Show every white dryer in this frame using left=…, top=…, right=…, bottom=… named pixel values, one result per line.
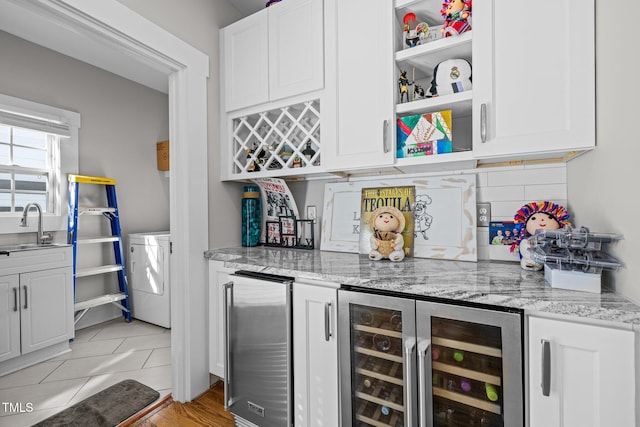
left=128, top=232, right=171, bottom=328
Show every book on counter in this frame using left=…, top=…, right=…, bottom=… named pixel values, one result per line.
left=359, top=185, right=415, bottom=258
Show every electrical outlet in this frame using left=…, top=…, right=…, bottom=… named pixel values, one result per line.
left=307, top=205, right=317, bottom=224
left=477, top=203, right=491, bottom=227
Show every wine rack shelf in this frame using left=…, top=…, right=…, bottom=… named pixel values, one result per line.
left=433, top=361, right=501, bottom=385
left=355, top=346, right=403, bottom=364
left=231, top=99, right=321, bottom=175
left=433, top=387, right=501, bottom=415
left=432, top=336, right=502, bottom=358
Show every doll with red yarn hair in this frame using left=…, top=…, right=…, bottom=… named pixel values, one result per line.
left=510, top=201, right=571, bottom=271
left=441, top=0, right=472, bottom=37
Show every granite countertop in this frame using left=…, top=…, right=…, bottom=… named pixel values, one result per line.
left=204, top=246, right=640, bottom=326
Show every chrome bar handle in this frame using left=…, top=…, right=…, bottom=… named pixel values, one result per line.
left=13, top=287, right=18, bottom=312
left=541, top=339, right=551, bottom=396
left=404, top=337, right=417, bottom=427
left=383, top=120, right=390, bottom=153
left=417, top=339, right=432, bottom=427
left=480, top=103, right=487, bottom=143
left=223, top=281, right=234, bottom=409
left=23, top=286, right=28, bottom=309
left=324, top=302, right=332, bottom=341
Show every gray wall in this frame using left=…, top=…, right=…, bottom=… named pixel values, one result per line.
left=0, top=29, right=170, bottom=327
left=116, top=0, right=246, bottom=250
left=566, top=1, right=640, bottom=305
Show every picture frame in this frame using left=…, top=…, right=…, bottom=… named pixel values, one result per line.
left=321, top=175, right=477, bottom=261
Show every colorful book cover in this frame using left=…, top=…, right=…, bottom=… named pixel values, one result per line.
left=359, top=186, right=415, bottom=258
left=397, top=110, right=453, bottom=158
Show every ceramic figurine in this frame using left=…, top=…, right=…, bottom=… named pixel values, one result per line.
left=368, top=206, right=406, bottom=262
left=398, top=70, right=412, bottom=103
left=510, top=201, right=571, bottom=271
left=441, top=0, right=472, bottom=37
left=403, top=13, right=429, bottom=48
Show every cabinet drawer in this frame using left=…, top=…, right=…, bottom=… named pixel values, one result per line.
left=0, top=246, right=72, bottom=275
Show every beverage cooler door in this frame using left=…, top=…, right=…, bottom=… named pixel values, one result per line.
left=416, top=301, right=524, bottom=427
left=339, top=290, right=417, bottom=427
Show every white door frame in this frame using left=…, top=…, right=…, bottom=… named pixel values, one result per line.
left=0, top=0, right=210, bottom=401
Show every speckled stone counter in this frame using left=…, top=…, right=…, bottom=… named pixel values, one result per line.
left=204, top=246, right=640, bottom=326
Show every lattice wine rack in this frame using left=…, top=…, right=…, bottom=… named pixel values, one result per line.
left=231, top=99, right=321, bottom=176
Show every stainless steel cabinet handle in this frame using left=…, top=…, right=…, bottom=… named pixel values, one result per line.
left=13, top=287, right=18, bottom=312
left=223, top=281, right=234, bottom=409
left=417, top=339, right=432, bottom=427
left=480, top=103, right=487, bottom=143
left=324, top=302, right=332, bottom=341
left=541, top=339, right=551, bottom=396
left=383, top=120, right=390, bottom=153
left=23, top=286, right=28, bottom=309
left=404, top=337, right=417, bottom=427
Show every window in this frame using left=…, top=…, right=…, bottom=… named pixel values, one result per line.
left=0, top=94, right=80, bottom=234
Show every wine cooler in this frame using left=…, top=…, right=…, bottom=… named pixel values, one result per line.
left=338, top=289, right=524, bottom=427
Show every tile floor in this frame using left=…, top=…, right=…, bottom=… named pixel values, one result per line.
left=0, top=319, right=171, bottom=427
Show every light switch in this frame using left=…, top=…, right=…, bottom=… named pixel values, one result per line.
left=307, top=205, right=317, bottom=224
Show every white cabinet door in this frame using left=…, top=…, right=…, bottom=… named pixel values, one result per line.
left=528, top=316, right=635, bottom=427
left=208, top=261, right=233, bottom=378
left=268, top=0, right=324, bottom=102
left=293, top=282, right=339, bottom=427
left=223, top=10, right=269, bottom=112
left=20, top=267, right=74, bottom=355
left=0, top=275, right=20, bottom=363
left=472, top=0, right=595, bottom=161
left=323, top=0, right=395, bottom=172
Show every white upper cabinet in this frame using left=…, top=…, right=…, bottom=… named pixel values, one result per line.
left=222, top=10, right=269, bottom=112
left=322, top=0, right=396, bottom=172
left=269, top=0, right=324, bottom=101
left=222, top=0, right=324, bottom=113
left=472, top=0, right=595, bottom=161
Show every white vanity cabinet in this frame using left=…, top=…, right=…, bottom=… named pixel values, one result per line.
left=293, top=280, right=339, bottom=427
left=528, top=315, right=636, bottom=427
left=0, top=274, right=20, bottom=362
left=221, top=0, right=324, bottom=112
left=0, top=246, right=74, bottom=373
left=472, top=0, right=595, bottom=162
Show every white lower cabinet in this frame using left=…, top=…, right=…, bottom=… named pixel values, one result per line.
left=208, top=260, right=233, bottom=378
left=0, top=267, right=74, bottom=364
left=528, top=315, right=636, bottom=427
left=0, top=274, right=20, bottom=362
left=293, top=281, right=339, bottom=427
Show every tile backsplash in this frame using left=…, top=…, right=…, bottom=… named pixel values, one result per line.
left=475, top=163, right=567, bottom=261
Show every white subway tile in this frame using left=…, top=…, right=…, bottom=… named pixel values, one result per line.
left=524, top=184, right=568, bottom=201
left=477, top=185, right=525, bottom=202
left=487, top=167, right=566, bottom=186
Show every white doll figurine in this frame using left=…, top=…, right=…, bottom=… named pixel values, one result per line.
left=510, top=201, right=570, bottom=270
left=368, top=206, right=406, bottom=262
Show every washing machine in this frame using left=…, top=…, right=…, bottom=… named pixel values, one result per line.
left=128, top=232, right=171, bottom=328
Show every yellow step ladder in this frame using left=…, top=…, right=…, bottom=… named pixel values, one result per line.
left=67, top=174, right=131, bottom=324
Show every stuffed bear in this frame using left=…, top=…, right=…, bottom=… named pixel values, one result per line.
left=368, top=206, right=406, bottom=262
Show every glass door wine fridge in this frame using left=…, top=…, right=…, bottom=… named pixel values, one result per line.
left=338, top=289, right=524, bottom=427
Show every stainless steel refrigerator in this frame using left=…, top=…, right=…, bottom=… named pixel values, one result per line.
left=223, top=271, right=294, bottom=427
left=339, top=289, right=524, bottom=427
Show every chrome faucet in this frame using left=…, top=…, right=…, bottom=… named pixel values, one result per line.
left=20, top=202, right=53, bottom=245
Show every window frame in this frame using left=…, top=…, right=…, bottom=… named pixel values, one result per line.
left=0, top=94, right=80, bottom=235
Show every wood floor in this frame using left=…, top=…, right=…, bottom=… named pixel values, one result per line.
left=122, top=381, right=235, bottom=427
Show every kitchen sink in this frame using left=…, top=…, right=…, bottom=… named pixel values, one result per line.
left=0, top=242, right=70, bottom=253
